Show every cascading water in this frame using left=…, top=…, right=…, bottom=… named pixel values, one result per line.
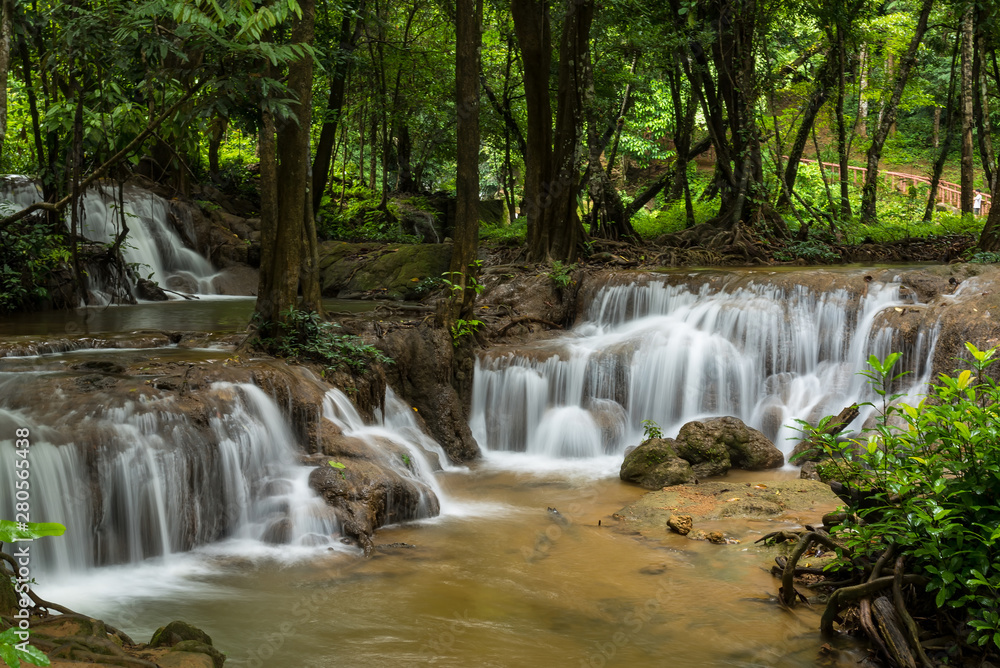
left=0, top=176, right=218, bottom=303
left=470, top=272, right=939, bottom=462
left=0, top=369, right=450, bottom=575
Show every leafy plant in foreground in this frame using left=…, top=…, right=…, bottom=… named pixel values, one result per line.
left=795, top=346, right=1000, bottom=651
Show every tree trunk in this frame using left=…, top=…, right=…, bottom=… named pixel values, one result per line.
left=254, top=0, right=320, bottom=324
left=835, top=28, right=851, bottom=220
left=960, top=2, right=974, bottom=214
left=312, top=2, right=364, bottom=215
left=0, top=0, right=12, bottom=163
left=538, top=0, right=593, bottom=261
left=396, top=123, right=416, bottom=192
left=510, top=0, right=553, bottom=256
left=448, top=0, right=482, bottom=319
left=973, top=27, right=995, bottom=192
left=779, top=55, right=835, bottom=208
left=858, top=0, right=934, bottom=225
left=932, top=106, right=940, bottom=148
left=924, top=31, right=960, bottom=223
left=857, top=45, right=868, bottom=137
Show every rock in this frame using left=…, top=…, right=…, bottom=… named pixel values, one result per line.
left=799, top=461, right=821, bottom=480
left=149, top=620, right=214, bottom=648
left=158, top=652, right=216, bottom=668
left=135, top=277, right=169, bottom=301
left=72, top=360, right=126, bottom=374
left=718, top=497, right=784, bottom=517
left=169, top=640, right=226, bottom=668
left=619, top=438, right=696, bottom=490
left=678, top=416, right=783, bottom=473
left=666, top=514, right=693, bottom=536
left=674, top=421, right=732, bottom=477
left=260, top=517, right=292, bottom=545
left=318, top=241, right=453, bottom=300
left=706, top=531, right=726, bottom=544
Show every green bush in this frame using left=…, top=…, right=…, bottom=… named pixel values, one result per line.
left=796, top=346, right=1000, bottom=651
left=631, top=197, right=719, bottom=239
left=256, top=308, right=393, bottom=374
left=480, top=219, right=526, bottom=245
left=0, top=210, right=70, bottom=313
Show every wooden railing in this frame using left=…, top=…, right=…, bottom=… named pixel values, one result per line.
left=794, top=158, right=992, bottom=217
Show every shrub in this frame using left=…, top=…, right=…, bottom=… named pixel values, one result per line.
left=796, top=346, right=1000, bottom=651
left=256, top=308, right=393, bottom=374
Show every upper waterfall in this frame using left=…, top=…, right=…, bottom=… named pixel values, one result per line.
left=470, top=271, right=939, bottom=462
left=0, top=176, right=219, bottom=303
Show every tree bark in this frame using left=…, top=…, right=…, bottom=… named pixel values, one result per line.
left=254, top=0, right=321, bottom=324
left=858, top=0, right=934, bottom=225
left=0, top=0, right=12, bottom=163
left=312, top=1, right=365, bottom=215
left=960, top=2, right=974, bottom=214
left=973, top=27, right=995, bottom=192
left=448, top=0, right=482, bottom=319
left=510, top=0, right=553, bottom=256
left=779, top=54, right=835, bottom=208
left=924, top=32, right=960, bottom=222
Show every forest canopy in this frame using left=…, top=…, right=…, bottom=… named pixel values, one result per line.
left=1, top=0, right=1000, bottom=313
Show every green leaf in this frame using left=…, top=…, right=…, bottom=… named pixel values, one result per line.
left=0, top=643, right=21, bottom=668
left=0, top=520, right=66, bottom=543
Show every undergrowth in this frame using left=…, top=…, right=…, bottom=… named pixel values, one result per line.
left=255, top=308, right=392, bottom=374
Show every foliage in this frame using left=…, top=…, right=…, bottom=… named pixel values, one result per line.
left=327, top=461, right=347, bottom=479
left=449, top=319, right=482, bottom=347
left=795, top=347, right=1000, bottom=650
left=631, top=194, right=719, bottom=240
left=773, top=239, right=841, bottom=263
left=0, top=627, right=51, bottom=668
left=0, top=521, right=66, bottom=544
left=255, top=308, right=393, bottom=373
left=480, top=220, right=527, bottom=246
left=641, top=419, right=663, bottom=441
left=0, top=215, right=71, bottom=314
left=547, top=261, right=576, bottom=288
left=967, top=251, right=1000, bottom=264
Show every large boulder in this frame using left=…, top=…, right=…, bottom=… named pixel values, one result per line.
left=318, top=241, right=453, bottom=300
left=674, top=421, right=733, bottom=477
left=678, top=416, right=783, bottom=472
left=619, top=438, right=696, bottom=489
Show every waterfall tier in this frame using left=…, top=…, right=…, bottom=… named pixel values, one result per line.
left=471, top=272, right=938, bottom=460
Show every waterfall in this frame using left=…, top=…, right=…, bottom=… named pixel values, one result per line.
left=0, top=176, right=218, bottom=302
left=0, top=374, right=447, bottom=574
left=470, top=274, right=939, bottom=461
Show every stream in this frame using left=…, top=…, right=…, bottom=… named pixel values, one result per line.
left=0, top=264, right=954, bottom=667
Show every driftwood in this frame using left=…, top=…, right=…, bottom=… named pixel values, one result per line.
left=789, top=403, right=860, bottom=462
left=872, top=595, right=917, bottom=668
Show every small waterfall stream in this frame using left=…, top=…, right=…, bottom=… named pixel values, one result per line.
left=0, top=176, right=219, bottom=303
left=471, top=273, right=939, bottom=461
left=0, top=372, right=450, bottom=575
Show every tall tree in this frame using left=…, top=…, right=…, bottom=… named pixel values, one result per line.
left=858, top=0, right=934, bottom=224
left=447, top=0, right=482, bottom=318
left=960, top=1, right=974, bottom=213
left=255, top=0, right=323, bottom=324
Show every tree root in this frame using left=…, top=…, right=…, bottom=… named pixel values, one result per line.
left=495, top=317, right=564, bottom=337
left=820, top=574, right=928, bottom=634
left=779, top=531, right=848, bottom=607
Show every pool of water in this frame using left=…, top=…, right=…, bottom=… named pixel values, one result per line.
left=38, top=462, right=862, bottom=668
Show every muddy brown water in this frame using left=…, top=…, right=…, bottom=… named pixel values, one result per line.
left=39, top=462, right=862, bottom=668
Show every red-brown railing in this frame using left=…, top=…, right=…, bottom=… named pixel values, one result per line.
left=794, top=158, right=992, bottom=217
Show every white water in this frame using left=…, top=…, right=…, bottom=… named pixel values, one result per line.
left=0, top=176, right=218, bottom=303
left=471, top=275, right=939, bottom=463
left=0, top=378, right=454, bottom=575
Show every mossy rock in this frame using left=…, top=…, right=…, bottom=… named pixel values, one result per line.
left=346, top=244, right=452, bottom=299
left=318, top=242, right=452, bottom=300
left=674, top=421, right=732, bottom=478
left=170, top=640, right=226, bottom=668
left=620, top=438, right=696, bottom=489
left=149, top=620, right=214, bottom=649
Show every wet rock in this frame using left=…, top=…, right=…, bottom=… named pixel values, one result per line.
left=260, top=517, right=292, bottom=545
left=666, top=514, right=693, bottom=536
left=168, top=640, right=226, bottom=668
left=72, top=360, right=126, bottom=374
left=799, top=461, right=821, bottom=481
left=159, top=651, right=216, bottom=668
left=678, top=416, right=784, bottom=473
left=377, top=324, right=480, bottom=462
left=136, top=277, right=169, bottom=301
left=674, top=422, right=732, bottom=478
left=706, top=531, right=726, bottom=544
left=719, top=497, right=784, bottom=517
left=149, top=620, right=214, bottom=648
left=619, top=438, right=696, bottom=490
